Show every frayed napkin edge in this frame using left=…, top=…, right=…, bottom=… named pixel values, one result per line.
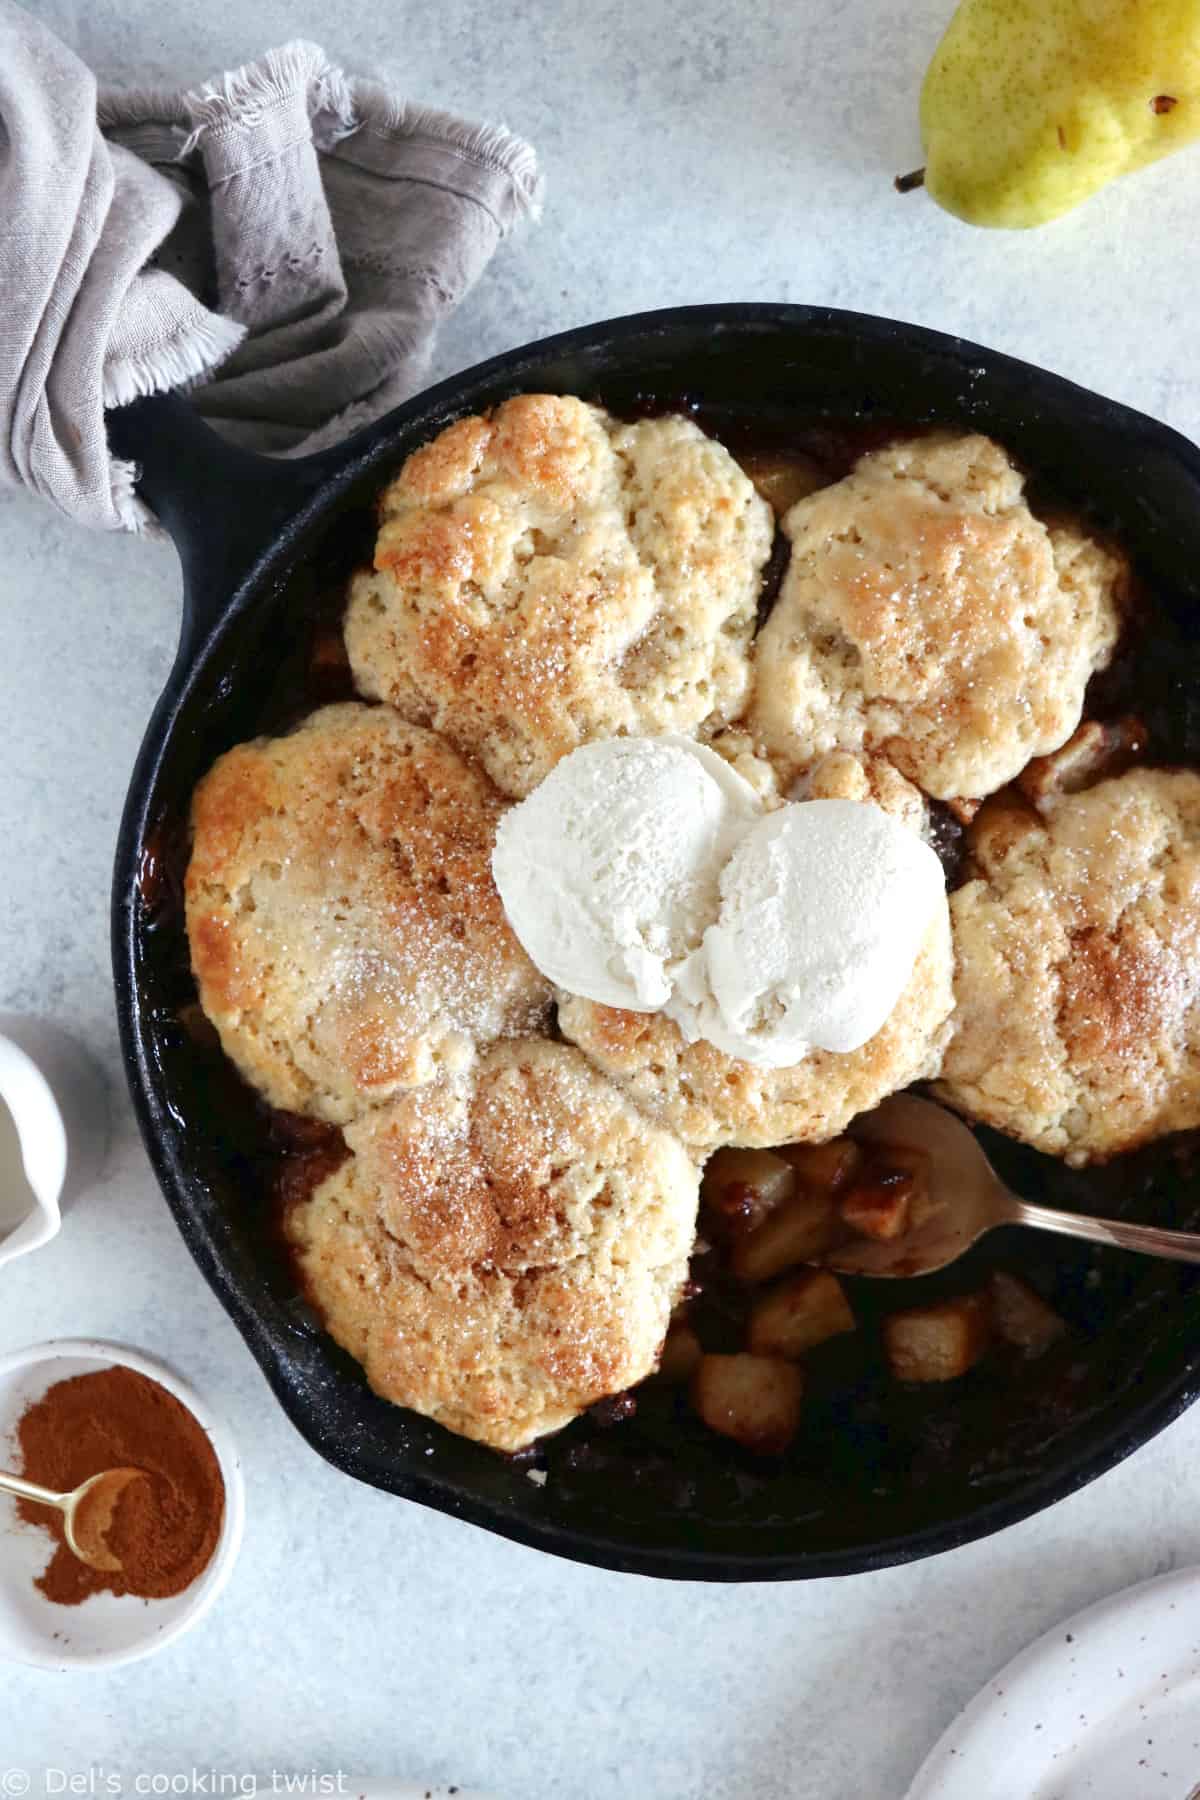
left=100, top=41, right=544, bottom=226
left=102, top=307, right=247, bottom=409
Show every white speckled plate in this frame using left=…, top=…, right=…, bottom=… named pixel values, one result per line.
left=906, top=1566, right=1200, bottom=1800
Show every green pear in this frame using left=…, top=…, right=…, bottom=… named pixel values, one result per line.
left=919, top=0, right=1200, bottom=227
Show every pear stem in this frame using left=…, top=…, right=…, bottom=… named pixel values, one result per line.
left=894, top=168, right=926, bottom=194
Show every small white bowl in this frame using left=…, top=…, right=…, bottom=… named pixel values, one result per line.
left=0, top=1340, right=245, bottom=1669
left=0, top=1016, right=108, bottom=1271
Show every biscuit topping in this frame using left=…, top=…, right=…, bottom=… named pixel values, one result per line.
left=343, top=395, right=773, bottom=798
left=494, top=735, right=948, bottom=1072
left=751, top=433, right=1125, bottom=800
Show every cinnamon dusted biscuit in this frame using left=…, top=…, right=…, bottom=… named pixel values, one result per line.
left=751, top=432, right=1125, bottom=800
left=560, top=746, right=951, bottom=1152
left=559, top=904, right=952, bottom=1155
left=287, top=1040, right=699, bottom=1450
left=795, top=747, right=930, bottom=837
left=344, top=394, right=773, bottom=797
left=708, top=733, right=932, bottom=829
left=556, top=743, right=949, bottom=1153
left=937, top=769, right=1200, bottom=1164
left=185, top=704, right=551, bottom=1124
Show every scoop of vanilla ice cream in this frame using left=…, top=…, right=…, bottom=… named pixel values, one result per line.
left=491, top=736, right=760, bottom=1011
left=669, top=799, right=947, bottom=1067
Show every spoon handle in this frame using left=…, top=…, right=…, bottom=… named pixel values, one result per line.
left=0, top=1469, right=64, bottom=1510
left=1008, top=1196, right=1200, bottom=1265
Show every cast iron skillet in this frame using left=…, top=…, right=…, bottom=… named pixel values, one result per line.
left=108, top=303, right=1200, bottom=1581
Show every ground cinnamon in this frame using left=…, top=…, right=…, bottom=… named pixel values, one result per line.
left=15, top=1366, right=224, bottom=1605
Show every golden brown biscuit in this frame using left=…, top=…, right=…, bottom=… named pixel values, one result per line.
left=286, top=1040, right=700, bottom=1450
left=750, top=433, right=1125, bottom=800
left=705, top=727, right=788, bottom=803
left=344, top=395, right=773, bottom=798
left=560, top=747, right=948, bottom=1151
left=559, top=907, right=953, bottom=1154
left=795, top=748, right=930, bottom=837
left=937, top=769, right=1200, bottom=1164
left=709, top=735, right=931, bottom=829
left=185, top=704, right=551, bottom=1124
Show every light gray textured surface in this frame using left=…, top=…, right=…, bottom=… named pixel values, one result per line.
left=6, top=2, right=1200, bottom=1795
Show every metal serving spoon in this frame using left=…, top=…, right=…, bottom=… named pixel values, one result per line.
left=0, top=1466, right=146, bottom=1573
left=819, top=1093, right=1200, bottom=1279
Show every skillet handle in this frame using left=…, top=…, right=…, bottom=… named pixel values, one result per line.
left=106, top=392, right=335, bottom=663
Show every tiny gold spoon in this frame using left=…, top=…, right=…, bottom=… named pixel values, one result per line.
left=0, top=1466, right=147, bottom=1573
left=819, top=1093, right=1200, bottom=1279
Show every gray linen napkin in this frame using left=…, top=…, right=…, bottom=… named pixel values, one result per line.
left=0, top=5, right=542, bottom=531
